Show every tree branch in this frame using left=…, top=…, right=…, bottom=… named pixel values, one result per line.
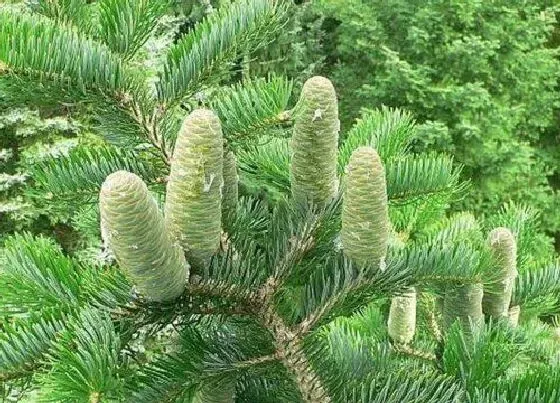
left=129, top=100, right=171, bottom=165
left=232, top=353, right=278, bottom=370
left=254, top=276, right=330, bottom=403
left=258, top=219, right=318, bottom=304
left=259, top=307, right=330, bottom=403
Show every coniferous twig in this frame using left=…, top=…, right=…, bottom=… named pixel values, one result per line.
left=1, top=2, right=559, bottom=401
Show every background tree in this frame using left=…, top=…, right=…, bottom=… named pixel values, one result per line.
left=0, top=107, right=82, bottom=242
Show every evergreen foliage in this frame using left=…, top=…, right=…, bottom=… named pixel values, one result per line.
left=0, top=1, right=559, bottom=402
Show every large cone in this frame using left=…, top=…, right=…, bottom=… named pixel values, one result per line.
left=100, top=171, right=188, bottom=301
left=165, top=109, right=223, bottom=268
left=443, top=283, right=484, bottom=334
left=341, top=147, right=389, bottom=268
left=291, top=76, right=339, bottom=205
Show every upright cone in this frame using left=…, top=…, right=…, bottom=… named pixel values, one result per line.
left=482, top=227, right=517, bottom=319
left=165, top=109, right=223, bottom=268
left=291, top=76, right=339, bottom=205
left=341, top=147, right=389, bottom=268
left=443, top=283, right=484, bottom=334
left=100, top=171, right=188, bottom=301
left=388, top=287, right=417, bottom=344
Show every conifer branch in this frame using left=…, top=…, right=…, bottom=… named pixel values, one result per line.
left=97, top=0, right=167, bottom=59
left=231, top=353, right=278, bottom=370
left=129, top=101, right=172, bottom=164
left=188, top=281, right=257, bottom=308
left=157, top=0, right=285, bottom=104
left=32, top=145, right=165, bottom=198
left=0, top=363, right=39, bottom=383
left=257, top=304, right=330, bottom=403
left=2, top=4, right=558, bottom=397
left=211, top=75, right=293, bottom=146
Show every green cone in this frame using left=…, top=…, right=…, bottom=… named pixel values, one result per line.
left=388, top=287, right=417, bottom=344
left=482, top=227, right=517, bottom=319
left=341, top=147, right=389, bottom=268
left=443, top=283, right=484, bottom=334
left=508, top=305, right=520, bottom=327
left=222, top=149, right=238, bottom=223
left=291, top=76, right=339, bottom=205
left=99, top=171, right=188, bottom=301
left=165, top=109, right=223, bottom=268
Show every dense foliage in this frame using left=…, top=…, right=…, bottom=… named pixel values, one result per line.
left=0, top=1, right=559, bottom=402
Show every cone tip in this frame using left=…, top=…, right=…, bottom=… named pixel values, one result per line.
left=489, top=227, right=515, bottom=245
left=101, top=170, right=144, bottom=194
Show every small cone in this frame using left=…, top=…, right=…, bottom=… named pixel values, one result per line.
left=482, top=227, right=517, bottom=319
left=388, top=287, right=417, bottom=344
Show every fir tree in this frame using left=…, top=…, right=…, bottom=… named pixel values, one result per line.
left=1, top=1, right=559, bottom=402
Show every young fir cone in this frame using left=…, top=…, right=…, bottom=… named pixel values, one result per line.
left=388, top=287, right=417, bottom=345
left=222, top=149, right=238, bottom=223
left=99, top=171, right=188, bottom=302
left=443, top=283, right=484, bottom=334
left=508, top=305, right=521, bottom=327
left=482, top=227, right=517, bottom=319
left=291, top=76, right=339, bottom=206
left=165, top=109, right=223, bottom=268
left=341, top=147, right=389, bottom=268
